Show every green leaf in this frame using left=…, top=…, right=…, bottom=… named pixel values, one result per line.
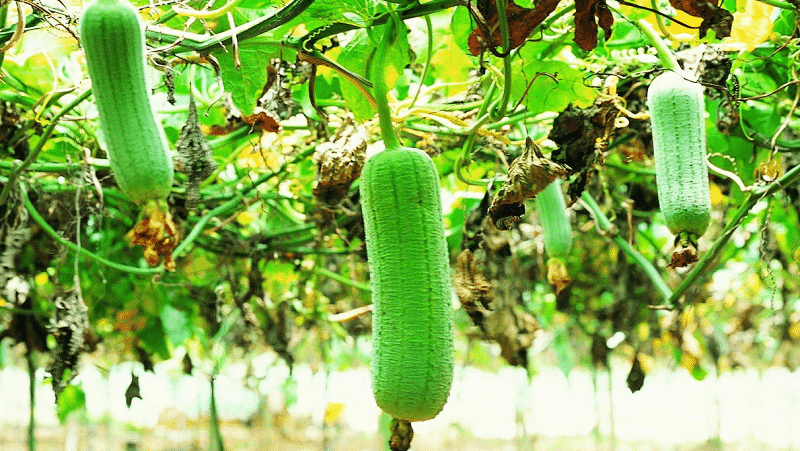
left=160, top=304, right=193, bottom=347
left=511, top=58, right=597, bottom=117
left=212, top=38, right=297, bottom=117
left=57, top=384, right=86, bottom=423
left=303, top=0, right=380, bottom=26
left=139, top=318, right=171, bottom=359
left=449, top=6, right=474, bottom=56
left=337, top=27, right=410, bottom=122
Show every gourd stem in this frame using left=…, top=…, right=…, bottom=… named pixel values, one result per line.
left=633, top=18, right=681, bottom=72
left=21, top=185, right=162, bottom=275
left=489, top=0, right=512, bottom=121
left=372, top=16, right=401, bottom=150
left=581, top=191, right=673, bottom=302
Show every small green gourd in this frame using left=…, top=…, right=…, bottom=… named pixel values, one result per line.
left=536, top=180, right=572, bottom=259
left=361, top=18, right=453, bottom=423
left=646, top=70, right=711, bottom=266
left=80, top=0, right=173, bottom=205
left=535, top=179, right=572, bottom=293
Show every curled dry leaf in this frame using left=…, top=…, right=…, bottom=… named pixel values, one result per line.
left=467, top=0, right=562, bottom=56
left=573, top=0, right=614, bottom=51
left=125, top=372, right=142, bottom=408
left=313, top=125, right=368, bottom=206
left=488, top=137, right=568, bottom=230
left=669, top=0, right=733, bottom=38
left=454, top=249, right=494, bottom=329
left=389, top=418, right=414, bottom=451
left=46, top=290, right=90, bottom=402
left=546, top=257, right=571, bottom=294
left=548, top=97, right=620, bottom=202
left=668, top=231, right=700, bottom=268
left=242, top=108, right=281, bottom=133
left=127, top=199, right=178, bottom=271
left=626, top=354, right=645, bottom=393
left=175, top=96, right=218, bottom=209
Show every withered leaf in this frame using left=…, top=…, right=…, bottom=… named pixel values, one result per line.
left=127, top=201, right=178, bottom=271
left=669, top=0, right=733, bottom=38
left=574, top=0, right=615, bottom=51
left=46, top=291, right=89, bottom=402
left=488, top=137, right=568, bottom=230
left=389, top=418, right=414, bottom=451
left=454, top=249, right=493, bottom=329
left=626, top=354, right=645, bottom=393
left=468, top=0, right=563, bottom=56
left=548, top=98, right=619, bottom=202
left=546, top=257, right=571, bottom=294
left=125, top=372, right=141, bottom=408
left=242, top=109, right=281, bottom=133
left=313, top=125, right=368, bottom=207
left=176, top=96, right=218, bottom=210
left=135, top=345, right=155, bottom=373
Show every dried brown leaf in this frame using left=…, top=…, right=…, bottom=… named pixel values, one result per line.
left=313, top=125, right=368, bottom=206
left=467, top=0, right=562, bottom=56
left=488, top=138, right=568, bottom=230
left=454, top=249, right=493, bottom=328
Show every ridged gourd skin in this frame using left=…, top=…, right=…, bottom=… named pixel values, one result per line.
left=536, top=180, right=572, bottom=258
left=361, top=146, right=454, bottom=422
left=646, top=71, right=711, bottom=238
left=80, top=0, right=173, bottom=205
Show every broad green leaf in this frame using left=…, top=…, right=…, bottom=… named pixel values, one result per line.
left=160, top=304, right=192, bottom=347
left=511, top=58, right=596, bottom=116
left=57, top=384, right=86, bottom=423
left=449, top=6, right=474, bottom=56
left=303, top=0, right=380, bottom=26
left=212, top=38, right=297, bottom=117
left=337, top=27, right=410, bottom=122
left=139, top=318, right=171, bottom=359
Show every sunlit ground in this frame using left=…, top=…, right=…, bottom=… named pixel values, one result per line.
left=2, top=353, right=800, bottom=451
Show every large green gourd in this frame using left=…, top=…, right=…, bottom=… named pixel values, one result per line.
left=647, top=70, right=711, bottom=265
left=361, top=18, right=454, bottom=423
left=80, top=0, right=173, bottom=205
left=647, top=71, right=710, bottom=239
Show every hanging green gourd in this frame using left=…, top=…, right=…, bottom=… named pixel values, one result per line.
left=646, top=70, right=711, bottom=267
left=79, top=0, right=178, bottom=270
left=535, top=179, right=572, bottom=293
left=359, top=14, right=454, bottom=430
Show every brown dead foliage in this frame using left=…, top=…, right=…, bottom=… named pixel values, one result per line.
left=127, top=201, right=178, bottom=271
left=488, top=137, right=568, bottom=230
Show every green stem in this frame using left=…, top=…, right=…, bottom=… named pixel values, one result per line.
left=372, top=16, right=401, bottom=150
left=489, top=0, right=512, bottom=121
left=209, top=375, right=225, bottom=451
left=0, top=89, right=92, bottom=205
left=667, top=161, right=800, bottom=305
left=27, top=348, right=36, bottom=451
left=631, top=17, right=681, bottom=71
left=408, top=14, right=433, bottom=109
left=21, top=186, right=162, bottom=275
left=295, top=0, right=458, bottom=51
left=754, top=0, right=796, bottom=9
left=174, top=145, right=316, bottom=258
left=581, top=191, right=673, bottom=302
left=146, top=0, right=315, bottom=54
left=604, top=160, right=657, bottom=176
left=313, top=266, right=372, bottom=292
